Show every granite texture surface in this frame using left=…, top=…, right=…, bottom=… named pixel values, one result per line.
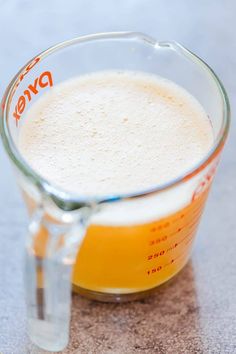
left=0, top=1, right=236, bottom=353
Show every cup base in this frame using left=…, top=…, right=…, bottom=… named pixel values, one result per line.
left=72, top=258, right=189, bottom=302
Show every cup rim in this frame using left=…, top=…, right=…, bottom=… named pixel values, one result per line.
left=0, top=31, right=230, bottom=208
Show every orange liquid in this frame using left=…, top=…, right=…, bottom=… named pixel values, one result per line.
left=24, top=187, right=209, bottom=295
left=72, top=188, right=209, bottom=294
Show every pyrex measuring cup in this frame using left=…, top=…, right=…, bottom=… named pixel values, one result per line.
left=0, top=32, right=230, bottom=352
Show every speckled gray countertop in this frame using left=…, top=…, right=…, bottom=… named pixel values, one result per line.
left=0, top=1, right=236, bottom=353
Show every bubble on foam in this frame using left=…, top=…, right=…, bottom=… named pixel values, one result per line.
left=19, top=70, right=213, bottom=197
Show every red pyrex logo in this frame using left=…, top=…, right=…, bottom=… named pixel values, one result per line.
left=11, top=56, right=53, bottom=125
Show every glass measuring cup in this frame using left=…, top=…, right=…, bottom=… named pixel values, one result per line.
left=0, top=32, right=230, bottom=352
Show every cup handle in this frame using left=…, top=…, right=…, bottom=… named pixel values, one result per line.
left=24, top=205, right=90, bottom=352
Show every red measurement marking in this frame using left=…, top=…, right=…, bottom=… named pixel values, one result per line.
left=172, top=249, right=189, bottom=263
left=149, top=220, right=198, bottom=248
left=172, top=202, right=203, bottom=225
left=179, top=213, right=202, bottom=231
left=147, top=265, right=162, bottom=275
left=166, top=231, right=194, bottom=253
left=149, top=235, right=167, bottom=246
left=148, top=247, right=192, bottom=275
left=147, top=250, right=165, bottom=261
left=166, top=243, right=178, bottom=253
left=192, top=161, right=219, bottom=201
left=163, top=259, right=175, bottom=268
left=150, top=221, right=170, bottom=232
left=149, top=220, right=198, bottom=246
left=156, top=250, right=190, bottom=272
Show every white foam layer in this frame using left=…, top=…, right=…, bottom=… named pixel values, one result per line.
left=19, top=70, right=213, bottom=221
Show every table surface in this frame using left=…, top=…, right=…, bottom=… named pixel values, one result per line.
left=0, top=1, right=236, bottom=353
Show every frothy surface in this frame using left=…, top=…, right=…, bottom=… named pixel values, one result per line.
left=19, top=71, right=213, bottom=196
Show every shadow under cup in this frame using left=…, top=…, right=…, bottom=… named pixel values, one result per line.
left=1, top=32, right=230, bottom=351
